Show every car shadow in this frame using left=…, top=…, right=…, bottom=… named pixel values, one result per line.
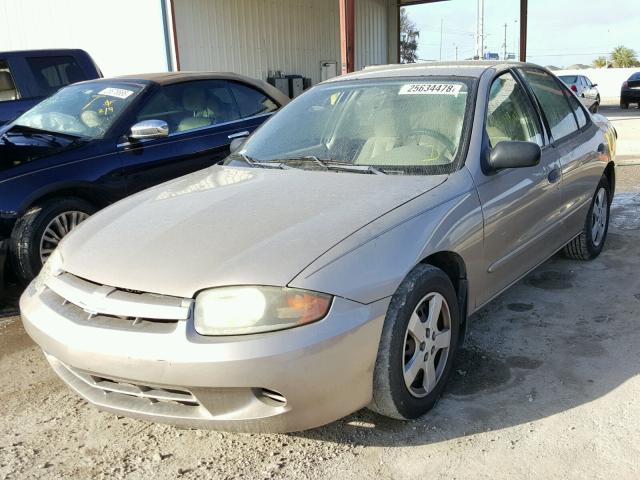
left=294, top=193, right=640, bottom=447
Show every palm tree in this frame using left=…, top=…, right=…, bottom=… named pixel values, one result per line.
left=592, top=56, right=608, bottom=68
left=611, top=46, right=640, bottom=68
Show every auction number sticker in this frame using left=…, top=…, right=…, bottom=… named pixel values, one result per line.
left=98, top=87, right=134, bottom=99
left=399, top=83, right=463, bottom=96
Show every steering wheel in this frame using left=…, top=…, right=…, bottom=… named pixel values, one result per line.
left=406, top=128, right=457, bottom=158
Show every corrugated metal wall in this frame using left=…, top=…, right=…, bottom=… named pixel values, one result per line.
left=355, top=0, right=389, bottom=71
left=173, top=0, right=341, bottom=85
left=173, top=0, right=397, bottom=85
left=0, top=0, right=170, bottom=77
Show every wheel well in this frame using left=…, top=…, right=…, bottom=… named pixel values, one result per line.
left=420, top=251, right=469, bottom=345
left=21, top=187, right=109, bottom=216
left=604, top=162, right=615, bottom=197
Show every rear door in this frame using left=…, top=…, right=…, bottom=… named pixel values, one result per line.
left=475, top=70, right=564, bottom=305
left=520, top=69, right=604, bottom=239
left=118, top=79, right=279, bottom=194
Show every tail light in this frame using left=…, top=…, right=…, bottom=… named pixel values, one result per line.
left=623, top=81, right=629, bottom=89
left=570, top=85, right=578, bottom=92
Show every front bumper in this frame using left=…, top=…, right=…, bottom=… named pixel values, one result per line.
left=20, top=281, right=389, bottom=432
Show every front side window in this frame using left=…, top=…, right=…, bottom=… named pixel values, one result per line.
left=25, top=56, right=85, bottom=97
left=519, top=68, right=578, bottom=142
left=14, top=81, right=145, bottom=139
left=137, top=80, right=248, bottom=134
left=0, top=60, right=19, bottom=102
left=237, top=78, right=474, bottom=175
left=486, top=72, right=543, bottom=147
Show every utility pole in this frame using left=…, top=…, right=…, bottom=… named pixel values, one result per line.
left=455, top=45, right=458, bottom=61
left=439, top=19, right=443, bottom=61
left=502, top=23, right=508, bottom=60
left=475, top=0, right=485, bottom=59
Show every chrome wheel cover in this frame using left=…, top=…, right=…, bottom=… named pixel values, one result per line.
left=591, top=187, right=608, bottom=248
left=40, top=211, right=90, bottom=263
left=402, top=292, right=452, bottom=398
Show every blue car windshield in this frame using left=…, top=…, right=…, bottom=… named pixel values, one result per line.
left=14, top=81, right=145, bottom=139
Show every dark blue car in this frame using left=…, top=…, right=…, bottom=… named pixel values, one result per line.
left=0, top=49, right=102, bottom=126
left=0, top=72, right=289, bottom=285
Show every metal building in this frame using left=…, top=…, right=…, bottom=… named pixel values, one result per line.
left=0, top=0, right=529, bottom=86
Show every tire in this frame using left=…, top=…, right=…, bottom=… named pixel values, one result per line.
left=620, top=101, right=629, bottom=110
left=563, top=176, right=611, bottom=261
left=10, top=197, right=96, bottom=283
left=369, top=264, right=460, bottom=420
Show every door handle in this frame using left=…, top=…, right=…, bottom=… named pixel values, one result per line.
left=228, top=131, right=250, bottom=140
left=547, top=168, right=561, bottom=184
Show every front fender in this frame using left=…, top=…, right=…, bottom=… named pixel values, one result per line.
left=288, top=169, right=484, bottom=306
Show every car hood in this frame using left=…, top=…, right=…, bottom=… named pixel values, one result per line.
left=59, top=165, right=447, bottom=298
left=0, top=132, right=86, bottom=174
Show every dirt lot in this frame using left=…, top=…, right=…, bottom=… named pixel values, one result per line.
left=1, top=107, right=640, bottom=480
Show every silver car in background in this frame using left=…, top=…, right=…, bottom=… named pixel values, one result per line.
left=21, top=62, right=617, bottom=433
left=558, top=74, right=601, bottom=113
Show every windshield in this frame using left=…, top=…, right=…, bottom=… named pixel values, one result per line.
left=13, top=81, right=145, bottom=139
left=237, top=77, right=474, bottom=175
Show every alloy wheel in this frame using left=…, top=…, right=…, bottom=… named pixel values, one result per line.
left=39, top=211, right=90, bottom=264
left=402, top=292, right=452, bottom=398
left=591, top=187, right=608, bottom=248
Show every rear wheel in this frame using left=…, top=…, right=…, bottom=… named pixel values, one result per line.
left=563, top=176, right=610, bottom=261
left=370, top=265, right=459, bottom=420
left=620, top=101, right=629, bottom=110
left=10, top=197, right=95, bottom=283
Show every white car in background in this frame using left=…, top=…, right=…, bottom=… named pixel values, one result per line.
left=559, top=75, right=600, bottom=113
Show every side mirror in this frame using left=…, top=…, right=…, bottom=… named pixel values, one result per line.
left=591, top=83, right=598, bottom=87
left=488, top=141, right=541, bottom=171
left=129, top=120, right=169, bottom=140
left=230, top=136, right=248, bottom=153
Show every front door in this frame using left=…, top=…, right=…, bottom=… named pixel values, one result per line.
left=118, top=79, right=278, bottom=194
left=474, top=71, right=564, bottom=306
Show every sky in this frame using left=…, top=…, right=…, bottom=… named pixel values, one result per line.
left=405, top=0, right=640, bottom=68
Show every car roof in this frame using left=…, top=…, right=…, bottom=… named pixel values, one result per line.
left=113, top=71, right=267, bottom=86
left=324, top=61, right=544, bottom=83
left=0, top=48, right=89, bottom=57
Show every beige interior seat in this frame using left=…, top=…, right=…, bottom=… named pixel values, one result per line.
left=177, top=87, right=212, bottom=132
left=356, top=108, right=399, bottom=164
left=0, top=71, right=17, bottom=102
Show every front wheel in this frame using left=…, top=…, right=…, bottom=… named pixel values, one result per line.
left=10, top=197, right=96, bottom=283
left=563, top=176, right=611, bottom=260
left=369, top=265, right=459, bottom=420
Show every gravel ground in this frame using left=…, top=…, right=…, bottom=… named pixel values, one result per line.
left=1, top=108, right=640, bottom=480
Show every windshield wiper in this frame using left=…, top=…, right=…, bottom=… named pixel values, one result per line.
left=233, top=153, right=289, bottom=170
left=8, top=124, right=88, bottom=141
left=272, top=156, right=385, bottom=175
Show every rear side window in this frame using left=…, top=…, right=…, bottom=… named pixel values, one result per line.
left=25, top=56, right=85, bottom=97
left=630, top=72, right=640, bottom=81
left=0, top=60, right=19, bottom=102
left=565, top=93, right=588, bottom=129
left=486, top=72, right=543, bottom=147
left=519, top=68, right=579, bottom=142
left=228, top=82, right=278, bottom=118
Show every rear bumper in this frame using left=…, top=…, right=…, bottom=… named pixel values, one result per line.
left=20, top=281, right=389, bottom=432
left=621, top=90, right=640, bottom=103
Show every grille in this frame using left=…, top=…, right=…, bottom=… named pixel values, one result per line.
left=44, top=271, right=193, bottom=324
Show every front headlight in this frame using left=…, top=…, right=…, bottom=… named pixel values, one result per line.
left=194, top=286, right=332, bottom=336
